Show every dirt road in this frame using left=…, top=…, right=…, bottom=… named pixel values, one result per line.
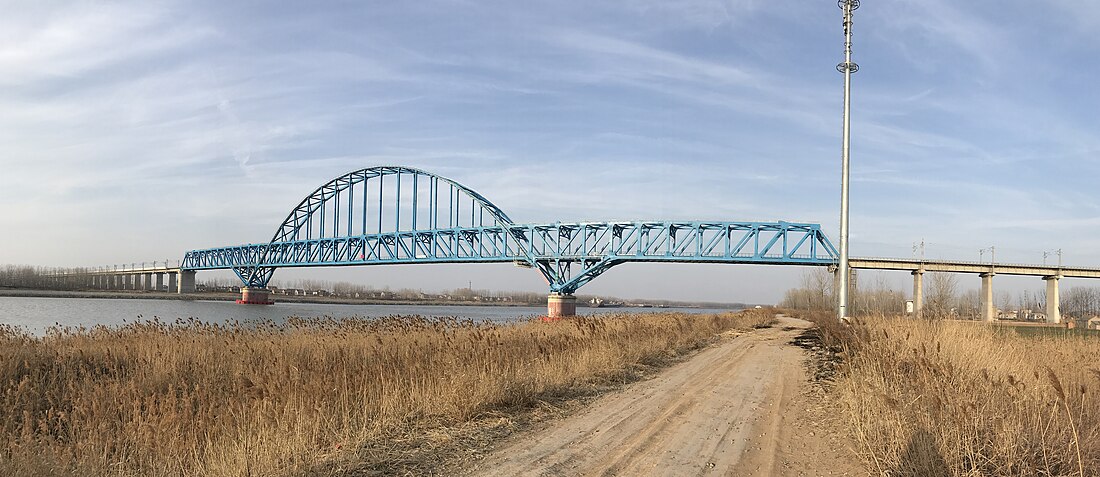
left=465, top=316, right=864, bottom=477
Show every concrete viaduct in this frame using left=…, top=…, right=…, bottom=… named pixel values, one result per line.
left=848, top=258, right=1100, bottom=323
left=66, top=264, right=197, bottom=294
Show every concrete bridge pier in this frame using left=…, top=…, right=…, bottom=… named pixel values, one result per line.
left=132, top=274, right=141, bottom=290
left=1044, top=276, right=1061, bottom=324
left=911, top=270, right=924, bottom=319
left=168, top=272, right=178, bottom=294
left=237, top=287, right=274, bottom=305
left=143, top=273, right=154, bottom=291
left=547, top=293, right=577, bottom=317
left=980, top=272, right=995, bottom=322
left=178, top=270, right=196, bottom=293
left=155, top=273, right=165, bottom=292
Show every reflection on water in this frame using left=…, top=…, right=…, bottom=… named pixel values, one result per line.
left=0, top=297, right=733, bottom=334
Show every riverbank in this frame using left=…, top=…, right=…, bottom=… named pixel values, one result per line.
left=0, top=288, right=541, bottom=307
left=0, top=309, right=774, bottom=476
left=0, top=288, right=749, bottom=310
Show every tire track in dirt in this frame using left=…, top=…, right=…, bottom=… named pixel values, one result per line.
left=466, top=316, right=828, bottom=477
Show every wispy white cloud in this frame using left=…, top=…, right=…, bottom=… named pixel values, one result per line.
left=624, top=0, right=764, bottom=31
left=0, top=4, right=212, bottom=86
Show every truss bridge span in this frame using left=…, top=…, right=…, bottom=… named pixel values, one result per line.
left=179, top=166, right=838, bottom=315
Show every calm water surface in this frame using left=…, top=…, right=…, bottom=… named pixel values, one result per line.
left=0, top=296, right=733, bottom=333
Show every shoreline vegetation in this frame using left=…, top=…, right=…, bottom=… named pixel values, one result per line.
left=0, top=288, right=747, bottom=310
left=0, top=266, right=748, bottom=309
left=0, top=308, right=775, bottom=476
left=792, top=309, right=1099, bottom=476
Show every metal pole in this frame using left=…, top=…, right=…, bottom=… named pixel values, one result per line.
left=836, top=0, right=859, bottom=320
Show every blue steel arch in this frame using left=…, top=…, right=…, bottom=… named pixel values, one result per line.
left=183, top=166, right=840, bottom=293
left=271, top=166, right=515, bottom=242
left=236, top=166, right=527, bottom=287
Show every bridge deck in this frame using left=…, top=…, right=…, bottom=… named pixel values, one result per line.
left=849, top=257, right=1100, bottom=278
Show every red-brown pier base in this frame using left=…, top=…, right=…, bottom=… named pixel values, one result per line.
left=547, top=293, right=577, bottom=318
left=237, top=287, right=275, bottom=305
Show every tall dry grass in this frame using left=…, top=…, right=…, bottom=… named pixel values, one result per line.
left=0, top=309, right=771, bottom=476
left=802, top=311, right=1100, bottom=477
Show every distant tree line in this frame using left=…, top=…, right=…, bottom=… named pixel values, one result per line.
left=2, top=263, right=745, bottom=308
left=0, top=265, right=89, bottom=290
left=779, top=268, right=907, bottom=316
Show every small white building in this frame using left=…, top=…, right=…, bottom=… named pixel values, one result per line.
left=1087, top=316, right=1100, bottom=330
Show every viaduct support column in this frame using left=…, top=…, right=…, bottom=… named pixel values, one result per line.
left=178, top=270, right=196, bottom=294
left=547, top=293, right=577, bottom=318
left=155, top=273, right=165, bottom=292
left=144, top=273, right=154, bottom=291
left=980, top=273, right=995, bottom=322
left=1044, top=276, right=1062, bottom=324
left=168, top=272, right=178, bottom=294
left=132, top=274, right=141, bottom=291
left=912, top=270, right=924, bottom=319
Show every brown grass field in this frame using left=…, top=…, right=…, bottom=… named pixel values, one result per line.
left=801, top=311, right=1100, bottom=477
left=0, top=309, right=772, bottom=476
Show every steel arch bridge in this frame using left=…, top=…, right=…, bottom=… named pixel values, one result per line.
left=182, top=166, right=838, bottom=303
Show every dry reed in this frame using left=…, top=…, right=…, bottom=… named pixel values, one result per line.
left=800, top=311, right=1100, bottom=477
left=0, top=309, right=772, bottom=476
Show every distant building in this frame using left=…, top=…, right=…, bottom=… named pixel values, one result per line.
left=1087, top=316, right=1100, bottom=330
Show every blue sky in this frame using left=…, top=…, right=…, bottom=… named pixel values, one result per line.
left=1, top=1, right=1098, bottom=303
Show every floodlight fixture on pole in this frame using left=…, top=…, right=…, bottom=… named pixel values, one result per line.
left=836, top=0, right=859, bottom=321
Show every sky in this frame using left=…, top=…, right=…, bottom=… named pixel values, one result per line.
left=1, top=0, right=1098, bottom=303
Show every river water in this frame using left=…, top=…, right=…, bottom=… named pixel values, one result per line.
left=0, top=296, right=734, bottom=334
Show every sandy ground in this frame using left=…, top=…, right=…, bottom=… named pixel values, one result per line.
left=463, top=316, right=866, bottom=477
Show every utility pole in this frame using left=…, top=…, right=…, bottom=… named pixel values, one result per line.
left=1044, top=249, right=1063, bottom=269
left=836, top=0, right=860, bottom=321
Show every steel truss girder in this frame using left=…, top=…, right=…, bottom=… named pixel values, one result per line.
left=183, top=220, right=837, bottom=292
